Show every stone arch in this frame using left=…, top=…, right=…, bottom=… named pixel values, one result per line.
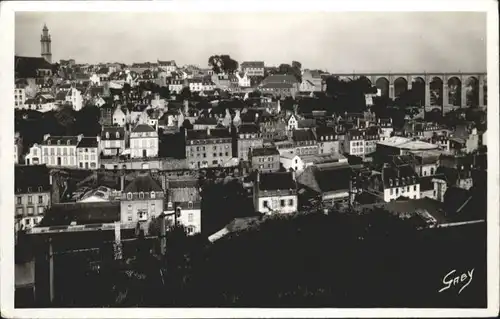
left=411, top=77, right=425, bottom=107
left=429, top=77, right=443, bottom=106
left=447, top=76, right=462, bottom=107
left=465, top=76, right=479, bottom=107
left=393, top=77, right=408, bottom=98
left=375, top=77, right=389, bottom=98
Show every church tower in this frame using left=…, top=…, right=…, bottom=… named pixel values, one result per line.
left=40, top=24, right=52, bottom=63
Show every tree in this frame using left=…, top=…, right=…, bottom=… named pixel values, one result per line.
left=208, top=55, right=239, bottom=74
left=75, top=104, right=102, bottom=136
left=180, top=86, right=192, bottom=101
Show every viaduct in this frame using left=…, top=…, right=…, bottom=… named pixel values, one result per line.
left=321, top=72, right=487, bottom=109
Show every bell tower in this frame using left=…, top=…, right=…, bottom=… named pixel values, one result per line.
left=40, top=24, right=52, bottom=63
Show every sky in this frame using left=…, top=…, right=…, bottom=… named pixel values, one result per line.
left=15, top=11, right=487, bottom=73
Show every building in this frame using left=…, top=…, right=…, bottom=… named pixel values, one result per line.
left=15, top=165, right=51, bottom=232
left=120, top=172, right=165, bottom=226
left=14, top=132, right=23, bottom=164
left=378, top=118, right=393, bottom=141
left=315, top=126, right=340, bottom=155
left=249, top=146, right=280, bottom=173
left=24, top=93, right=56, bottom=113
left=24, top=144, right=42, bottom=166
left=411, top=150, right=441, bottom=177
left=40, top=24, right=52, bottom=63
left=376, top=136, right=439, bottom=157
left=99, top=103, right=114, bottom=126
left=15, top=82, right=27, bottom=109
left=343, top=129, right=365, bottom=157
left=237, top=123, right=264, bottom=161
left=363, top=126, right=380, bottom=156
left=240, top=61, right=265, bottom=77
left=65, top=87, right=83, bottom=111
left=235, top=71, right=251, bottom=87
left=299, top=70, right=324, bottom=92
left=40, top=135, right=82, bottom=168
left=112, top=106, right=128, bottom=127
left=157, top=60, right=177, bottom=74
left=286, top=114, right=299, bottom=131
left=185, top=128, right=233, bottom=169
left=292, top=129, right=318, bottom=156
left=168, top=79, right=184, bottom=94
left=76, top=137, right=100, bottom=169
left=260, top=82, right=298, bottom=97
left=253, top=171, right=298, bottom=214
left=297, top=162, right=352, bottom=208
left=367, top=164, right=421, bottom=202
left=130, top=124, right=159, bottom=158
left=259, top=114, right=287, bottom=141
left=279, top=151, right=304, bottom=173
left=163, top=178, right=202, bottom=235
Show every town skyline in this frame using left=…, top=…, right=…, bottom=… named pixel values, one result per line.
left=15, top=11, right=486, bottom=73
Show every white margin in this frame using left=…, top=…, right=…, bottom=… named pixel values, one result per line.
left=0, top=0, right=498, bottom=318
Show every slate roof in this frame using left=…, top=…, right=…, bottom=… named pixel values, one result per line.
left=123, top=174, right=163, bottom=193
left=15, top=165, right=51, bottom=194
left=167, top=179, right=201, bottom=203
left=382, top=164, right=419, bottom=188
left=419, top=176, right=435, bottom=192
left=251, top=147, right=279, bottom=157
left=238, top=123, right=260, bottom=134
left=43, top=136, right=79, bottom=146
left=186, top=128, right=231, bottom=140
left=313, top=165, right=351, bottom=193
left=258, top=172, right=296, bottom=191
left=292, top=129, right=316, bottom=142
left=40, top=201, right=121, bottom=226
left=132, top=124, right=156, bottom=133
left=77, top=137, right=99, bottom=148
left=241, top=61, right=265, bottom=68
left=15, top=56, right=52, bottom=78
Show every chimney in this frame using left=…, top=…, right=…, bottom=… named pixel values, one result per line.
left=120, top=174, right=125, bottom=191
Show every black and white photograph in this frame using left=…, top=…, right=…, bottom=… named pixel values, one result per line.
left=1, top=0, right=498, bottom=317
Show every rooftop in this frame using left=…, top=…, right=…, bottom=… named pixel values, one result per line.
left=40, top=201, right=121, bottom=227
left=258, top=171, right=296, bottom=191
left=251, top=147, right=280, bottom=157
left=123, top=173, right=163, bottom=193
left=77, top=137, right=98, bottom=148
left=15, top=165, right=51, bottom=194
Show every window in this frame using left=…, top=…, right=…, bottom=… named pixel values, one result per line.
left=390, top=188, right=394, bottom=195
left=150, top=203, right=155, bottom=212
left=28, top=207, right=34, bottom=215
left=16, top=207, right=23, bottom=216
left=188, top=201, right=193, bottom=209
left=17, top=197, right=21, bottom=205
left=38, top=206, right=44, bottom=215
left=188, top=213, right=194, bottom=222
left=288, top=199, right=294, bottom=206
left=151, top=191, right=156, bottom=199
left=280, top=199, right=285, bottom=207
left=213, top=153, right=217, bottom=158
left=38, top=195, right=43, bottom=204
left=413, top=185, right=417, bottom=191
left=28, top=196, right=32, bottom=204
left=127, top=192, right=133, bottom=200
left=139, top=192, right=144, bottom=199
left=263, top=200, right=268, bottom=208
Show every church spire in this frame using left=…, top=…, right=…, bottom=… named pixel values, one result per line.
left=41, top=24, right=52, bottom=63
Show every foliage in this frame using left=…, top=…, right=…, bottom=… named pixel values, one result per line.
left=180, top=86, right=192, bottom=101
left=276, top=62, right=302, bottom=83
left=208, top=55, right=239, bottom=74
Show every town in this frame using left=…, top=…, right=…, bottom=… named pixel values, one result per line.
left=14, top=24, right=488, bottom=308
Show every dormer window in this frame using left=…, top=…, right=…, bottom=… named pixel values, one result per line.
left=188, top=201, right=193, bottom=209
left=57, top=140, right=61, bottom=145
left=27, top=187, right=32, bottom=192
left=106, top=132, right=110, bottom=138
left=127, top=192, right=132, bottom=200
left=389, top=179, right=393, bottom=187
left=116, top=132, right=120, bottom=138
left=67, top=140, right=71, bottom=145
left=47, top=140, right=51, bottom=145
left=150, top=191, right=156, bottom=199
left=38, top=186, right=43, bottom=192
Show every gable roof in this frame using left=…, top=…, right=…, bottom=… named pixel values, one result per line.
left=297, top=164, right=351, bottom=194
left=258, top=172, right=296, bottom=191
left=123, top=173, right=163, bottom=193
left=15, top=56, right=52, bottom=78
left=77, top=137, right=99, bottom=148
left=15, top=165, right=51, bottom=194
left=132, top=124, right=156, bottom=133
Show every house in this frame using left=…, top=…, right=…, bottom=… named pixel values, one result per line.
left=315, top=126, right=340, bottom=155
left=299, top=70, right=324, bottom=92
left=163, top=178, right=202, bottom=235
left=99, top=103, right=114, bottom=126
left=260, top=82, right=297, bottom=97
left=211, top=74, right=231, bottom=90
left=193, top=116, right=219, bottom=130
left=15, top=165, right=51, bottom=232
left=65, top=87, right=84, bottom=111
left=120, top=172, right=165, bottom=228
left=250, top=146, right=280, bottom=173
left=378, top=118, right=393, bottom=141
left=286, top=114, right=299, bottom=131
left=419, top=174, right=447, bottom=201
left=410, top=150, right=441, bottom=177
left=343, top=129, right=366, bottom=157
left=112, top=106, right=128, bottom=127
left=292, top=129, right=318, bottom=156
left=15, top=81, right=27, bottom=109
left=100, top=126, right=126, bottom=156
left=14, top=132, right=23, bottom=164
left=240, top=61, right=265, bottom=77
left=40, top=135, right=82, bottom=168
left=168, top=79, right=184, bottom=94
left=363, top=126, right=380, bottom=156
left=253, top=171, right=298, bottom=214
left=279, top=151, right=304, bottom=173
left=237, top=123, right=264, bottom=161
left=367, top=164, right=421, bottom=202
left=235, top=71, right=251, bottom=87
left=130, top=124, right=159, bottom=158
left=297, top=163, right=352, bottom=208
left=24, top=93, right=56, bottom=113
left=259, top=114, right=287, bottom=141
left=76, top=137, right=100, bottom=169
left=24, top=143, right=42, bottom=166
left=157, top=60, right=177, bottom=75
left=274, top=139, right=296, bottom=155
left=185, top=128, right=233, bottom=169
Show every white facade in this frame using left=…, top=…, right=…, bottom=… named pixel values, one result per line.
left=257, top=195, right=297, bottom=214
left=24, top=144, right=42, bottom=165
left=77, top=146, right=100, bottom=169
left=280, top=152, right=304, bottom=173
left=130, top=127, right=159, bottom=158
left=65, top=88, right=83, bottom=111
left=346, top=139, right=365, bottom=156
left=113, top=107, right=127, bottom=126
left=90, top=73, right=101, bottom=86
left=418, top=163, right=438, bottom=177
left=235, top=72, right=251, bottom=87
left=165, top=207, right=202, bottom=235
left=287, top=115, right=298, bottom=131
left=383, top=184, right=420, bottom=202
left=379, top=127, right=393, bottom=141
left=41, top=138, right=81, bottom=168
left=168, top=83, right=183, bottom=94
